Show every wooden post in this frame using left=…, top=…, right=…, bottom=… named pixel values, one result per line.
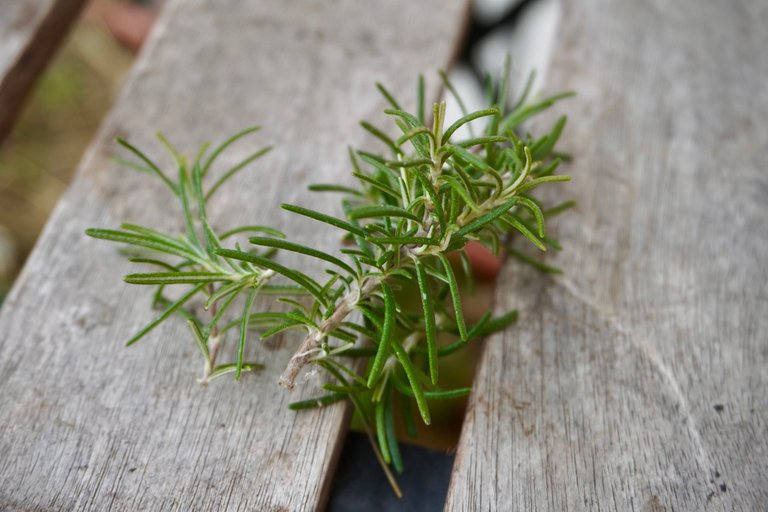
left=446, top=0, right=768, bottom=510
left=0, top=0, right=88, bottom=145
left=0, top=1, right=468, bottom=509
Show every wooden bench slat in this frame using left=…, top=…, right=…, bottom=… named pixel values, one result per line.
left=446, top=0, right=768, bottom=510
left=0, top=0, right=87, bottom=144
left=0, top=0, right=467, bottom=509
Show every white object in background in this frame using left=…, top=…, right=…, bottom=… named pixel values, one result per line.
left=443, top=64, right=489, bottom=141
left=474, top=0, right=562, bottom=104
left=472, top=0, right=524, bottom=26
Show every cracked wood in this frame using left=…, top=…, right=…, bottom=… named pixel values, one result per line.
left=446, top=0, right=768, bottom=510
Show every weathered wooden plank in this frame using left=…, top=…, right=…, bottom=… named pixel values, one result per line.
left=0, top=0, right=467, bottom=510
left=0, top=0, right=88, bottom=145
left=446, top=0, right=768, bottom=510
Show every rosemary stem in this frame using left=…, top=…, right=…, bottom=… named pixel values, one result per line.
left=278, top=275, right=382, bottom=388
left=199, top=333, right=221, bottom=385
left=199, top=283, right=221, bottom=384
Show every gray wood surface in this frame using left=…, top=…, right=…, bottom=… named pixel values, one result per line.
left=446, top=0, right=768, bottom=510
left=0, top=0, right=87, bottom=145
left=0, top=0, right=467, bottom=510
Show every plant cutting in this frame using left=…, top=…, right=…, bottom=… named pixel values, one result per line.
left=86, top=63, right=572, bottom=493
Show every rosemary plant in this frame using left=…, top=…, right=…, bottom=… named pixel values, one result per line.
left=87, top=64, right=572, bottom=487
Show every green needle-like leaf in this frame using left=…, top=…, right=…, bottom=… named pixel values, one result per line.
left=454, top=197, right=518, bottom=238
left=501, top=92, right=575, bottom=132
left=281, top=204, right=366, bottom=237
left=201, top=125, right=261, bottom=177
left=288, top=393, right=346, bottom=410
left=513, top=69, right=536, bottom=110
left=236, top=286, right=260, bottom=379
left=532, top=115, right=567, bottom=159
left=126, top=283, right=206, bottom=346
left=391, top=343, right=430, bottom=425
left=119, top=223, right=196, bottom=251
left=124, top=272, right=230, bottom=285
left=442, top=108, right=498, bottom=144
left=440, top=175, right=480, bottom=213
left=383, top=392, right=403, bottom=473
left=188, top=319, right=210, bottom=364
left=348, top=205, right=421, bottom=223
left=376, top=82, right=402, bottom=110
left=454, top=135, right=509, bottom=148
left=375, top=399, right=391, bottom=464
left=440, top=70, right=469, bottom=117
left=127, top=257, right=179, bottom=272
left=207, top=285, right=241, bottom=336
left=220, top=225, right=286, bottom=240
left=544, top=200, right=576, bottom=218
left=395, top=127, right=435, bottom=148
left=414, top=259, right=437, bottom=384
left=385, top=158, right=433, bottom=169
left=217, top=248, right=328, bottom=307
left=464, top=310, right=520, bottom=338
left=116, top=138, right=177, bottom=193
left=516, top=174, right=571, bottom=194
left=366, top=235, right=437, bottom=246
left=367, top=282, right=395, bottom=388
left=417, top=74, right=425, bottom=124
left=361, top=121, right=400, bottom=155
left=308, top=184, right=365, bottom=196
left=206, top=146, right=272, bottom=200
left=248, top=237, right=356, bottom=276
left=508, top=248, right=564, bottom=274
left=208, top=363, right=263, bottom=382
left=517, top=196, right=546, bottom=238
left=353, top=172, right=401, bottom=199
left=438, top=254, right=467, bottom=342
left=205, top=280, right=245, bottom=309
left=85, top=229, right=200, bottom=262
left=393, top=378, right=472, bottom=400
left=501, top=215, right=547, bottom=251
left=401, top=394, right=418, bottom=439
left=383, top=108, right=421, bottom=128
left=174, top=161, right=197, bottom=243
left=448, top=144, right=492, bottom=172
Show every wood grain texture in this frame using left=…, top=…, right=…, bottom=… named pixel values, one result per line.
left=446, top=0, right=768, bottom=510
left=0, top=0, right=467, bottom=510
left=0, top=0, right=88, bottom=145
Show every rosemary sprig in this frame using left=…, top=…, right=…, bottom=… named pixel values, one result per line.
left=87, top=66, right=572, bottom=478
left=87, top=127, right=276, bottom=384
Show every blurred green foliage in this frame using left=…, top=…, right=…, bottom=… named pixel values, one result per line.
left=0, top=13, right=134, bottom=303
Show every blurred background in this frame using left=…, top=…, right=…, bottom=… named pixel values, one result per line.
left=0, top=0, right=154, bottom=300
left=0, top=0, right=559, bottom=305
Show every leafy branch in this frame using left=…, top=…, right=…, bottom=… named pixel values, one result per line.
left=87, top=127, right=281, bottom=384
left=87, top=62, right=573, bottom=484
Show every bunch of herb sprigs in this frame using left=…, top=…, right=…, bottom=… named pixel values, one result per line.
left=87, top=63, right=572, bottom=493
